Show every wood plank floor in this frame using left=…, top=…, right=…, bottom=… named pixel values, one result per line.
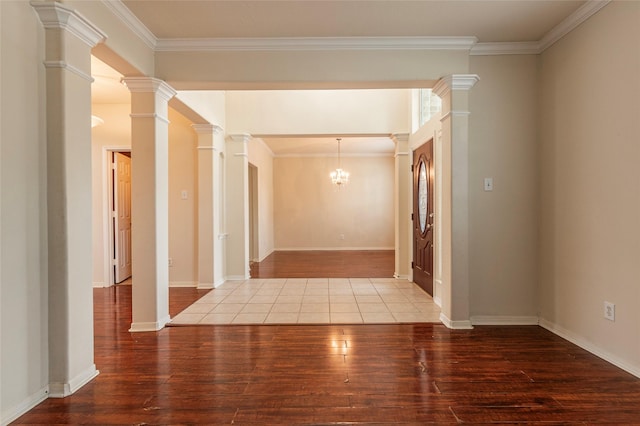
left=250, top=250, right=395, bottom=278
left=13, top=285, right=640, bottom=424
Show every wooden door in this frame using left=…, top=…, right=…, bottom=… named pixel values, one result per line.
left=114, top=152, right=132, bottom=283
left=413, top=139, right=434, bottom=295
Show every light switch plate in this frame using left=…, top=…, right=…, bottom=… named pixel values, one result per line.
left=484, top=178, right=493, bottom=191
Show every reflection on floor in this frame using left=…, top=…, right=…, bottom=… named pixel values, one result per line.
left=170, top=277, right=441, bottom=325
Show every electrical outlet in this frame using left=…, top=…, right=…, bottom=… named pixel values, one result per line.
left=604, top=301, right=615, bottom=321
left=484, top=177, right=493, bottom=191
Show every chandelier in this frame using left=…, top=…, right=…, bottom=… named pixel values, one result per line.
left=330, top=138, right=349, bottom=187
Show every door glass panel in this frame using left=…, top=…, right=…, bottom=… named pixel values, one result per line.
left=418, top=160, right=428, bottom=232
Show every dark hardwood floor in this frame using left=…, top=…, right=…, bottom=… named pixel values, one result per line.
left=250, top=250, right=395, bottom=278
left=13, top=284, right=640, bottom=424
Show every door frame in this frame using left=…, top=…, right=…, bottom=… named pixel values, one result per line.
left=101, top=146, right=132, bottom=287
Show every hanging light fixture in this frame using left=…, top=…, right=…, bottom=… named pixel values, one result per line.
left=330, top=137, right=349, bottom=187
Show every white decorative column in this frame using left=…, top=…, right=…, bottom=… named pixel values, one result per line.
left=225, top=134, right=251, bottom=280
left=433, top=74, right=480, bottom=329
left=193, top=124, right=225, bottom=288
left=392, top=133, right=411, bottom=280
left=123, top=77, right=177, bottom=332
left=31, top=2, right=105, bottom=396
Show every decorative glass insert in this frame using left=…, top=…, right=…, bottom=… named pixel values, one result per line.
left=419, top=89, right=442, bottom=127
left=418, top=160, right=428, bottom=233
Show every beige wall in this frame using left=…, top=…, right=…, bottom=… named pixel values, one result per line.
left=168, top=109, right=199, bottom=286
left=248, top=139, right=275, bottom=261
left=226, top=89, right=410, bottom=135
left=91, top=103, right=132, bottom=286
left=91, top=105, right=199, bottom=287
left=0, top=1, right=49, bottom=422
left=539, top=1, right=640, bottom=373
left=274, top=155, right=394, bottom=250
left=467, top=54, right=540, bottom=321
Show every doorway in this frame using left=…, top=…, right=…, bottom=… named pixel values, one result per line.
left=106, top=150, right=132, bottom=284
left=412, top=139, right=434, bottom=295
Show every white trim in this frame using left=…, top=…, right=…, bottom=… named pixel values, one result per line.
left=433, top=74, right=480, bottom=98
left=1, top=385, right=49, bottom=425
left=192, top=123, right=224, bottom=135
left=439, top=313, right=473, bottom=329
left=393, top=273, right=409, bottom=280
left=440, top=110, right=472, bottom=122
left=213, top=278, right=227, bottom=288
left=31, top=1, right=107, bottom=47
left=226, top=274, right=251, bottom=281
left=43, top=60, right=94, bottom=82
left=49, top=364, right=99, bottom=398
left=470, top=0, right=611, bottom=55
left=122, top=77, right=177, bottom=101
left=197, top=146, right=218, bottom=151
left=539, top=318, right=640, bottom=379
left=233, top=153, right=248, bottom=158
left=129, top=316, right=171, bottom=332
left=129, top=113, right=170, bottom=125
left=197, top=282, right=215, bottom=289
left=169, top=281, right=197, bottom=288
left=470, top=42, right=540, bottom=56
left=155, top=36, right=478, bottom=52
left=538, top=0, right=611, bottom=52
left=101, top=0, right=157, bottom=49
left=93, top=281, right=109, bottom=288
left=274, top=246, right=395, bottom=251
left=470, top=315, right=539, bottom=326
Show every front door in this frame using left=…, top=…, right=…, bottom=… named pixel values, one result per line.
left=412, top=139, right=434, bottom=295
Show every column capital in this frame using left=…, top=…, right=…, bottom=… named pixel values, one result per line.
left=122, top=77, right=177, bottom=102
left=192, top=123, right=224, bottom=135
left=390, top=133, right=410, bottom=144
left=31, top=1, right=106, bottom=47
left=433, top=74, right=480, bottom=98
left=226, top=133, right=252, bottom=144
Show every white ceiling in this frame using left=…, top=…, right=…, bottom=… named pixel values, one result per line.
left=93, top=0, right=591, bottom=155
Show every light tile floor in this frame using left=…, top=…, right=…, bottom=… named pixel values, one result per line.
left=170, top=278, right=441, bottom=325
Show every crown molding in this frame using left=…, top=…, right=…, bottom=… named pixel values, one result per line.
left=101, top=0, right=157, bottom=50
left=433, top=74, right=480, bottom=98
left=155, top=36, right=478, bottom=52
left=31, top=1, right=107, bottom=47
left=537, top=0, right=610, bottom=52
left=471, top=0, right=611, bottom=55
left=470, top=41, right=540, bottom=56
left=192, top=123, right=224, bottom=135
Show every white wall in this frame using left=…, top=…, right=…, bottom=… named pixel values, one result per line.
left=0, top=1, right=49, bottom=422
left=539, top=1, right=640, bottom=374
left=274, top=155, right=394, bottom=250
left=226, top=89, right=410, bottom=135
left=248, top=139, right=275, bottom=261
left=176, top=91, right=226, bottom=129
left=467, top=54, right=540, bottom=322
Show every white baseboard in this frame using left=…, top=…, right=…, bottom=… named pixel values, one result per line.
left=439, top=312, right=473, bottom=329
left=393, top=273, right=409, bottom=280
left=471, top=315, right=540, bottom=326
left=49, top=364, right=99, bottom=398
left=169, top=281, right=197, bottom=288
left=539, top=318, right=640, bottom=379
left=258, top=248, right=274, bottom=262
left=2, top=385, right=49, bottom=425
left=129, top=315, right=171, bottom=332
left=213, top=278, right=226, bottom=288
left=93, top=281, right=110, bottom=288
left=225, top=275, right=250, bottom=281
left=196, top=282, right=214, bottom=289
left=274, top=246, right=394, bottom=251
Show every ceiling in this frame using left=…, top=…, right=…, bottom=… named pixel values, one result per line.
left=121, top=1, right=585, bottom=43
left=93, top=1, right=591, bottom=155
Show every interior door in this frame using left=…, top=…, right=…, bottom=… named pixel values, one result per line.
left=413, top=139, right=434, bottom=295
left=114, top=152, right=132, bottom=283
